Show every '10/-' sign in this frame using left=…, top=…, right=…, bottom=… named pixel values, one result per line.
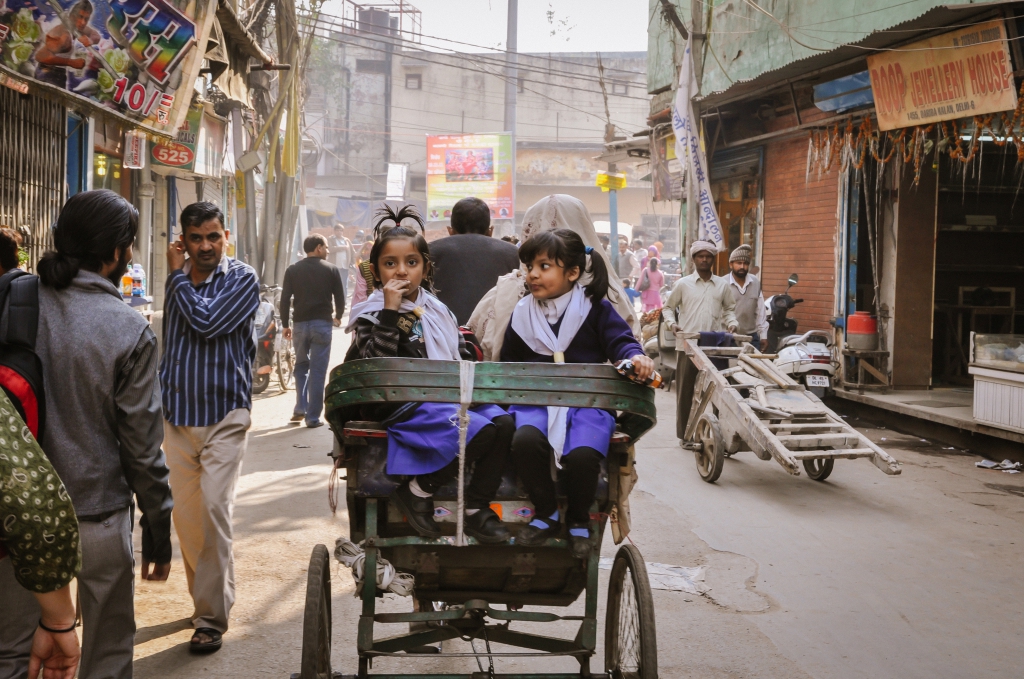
left=111, top=77, right=174, bottom=118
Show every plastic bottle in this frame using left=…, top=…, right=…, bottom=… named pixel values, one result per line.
left=121, top=270, right=133, bottom=297
left=131, top=264, right=144, bottom=296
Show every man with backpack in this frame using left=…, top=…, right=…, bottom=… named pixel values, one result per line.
left=0, top=189, right=173, bottom=679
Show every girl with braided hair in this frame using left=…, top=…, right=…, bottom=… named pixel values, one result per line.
left=344, top=205, right=514, bottom=543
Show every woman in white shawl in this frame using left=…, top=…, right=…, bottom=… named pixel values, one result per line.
left=467, top=194, right=638, bottom=361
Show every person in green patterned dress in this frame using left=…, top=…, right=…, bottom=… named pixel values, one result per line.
left=0, top=390, right=82, bottom=679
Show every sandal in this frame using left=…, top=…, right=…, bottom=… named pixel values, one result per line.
left=189, top=627, right=223, bottom=654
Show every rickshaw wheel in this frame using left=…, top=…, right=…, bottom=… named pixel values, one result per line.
left=300, top=544, right=332, bottom=679
left=803, top=457, right=834, bottom=482
left=693, top=413, right=725, bottom=484
left=605, top=544, right=658, bottom=679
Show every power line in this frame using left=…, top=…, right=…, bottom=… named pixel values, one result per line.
left=300, top=9, right=649, bottom=78
left=306, top=31, right=645, bottom=132
left=300, top=14, right=651, bottom=98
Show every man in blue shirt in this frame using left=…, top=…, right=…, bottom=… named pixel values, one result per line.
left=160, top=202, right=259, bottom=655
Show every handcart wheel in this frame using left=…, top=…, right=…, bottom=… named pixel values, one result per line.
left=605, top=544, right=658, bottom=679
left=300, top=544, right=332, bottom=679
left=693, top=412, right=725, bottom=483
left=803, top=457, right=834, bottom=482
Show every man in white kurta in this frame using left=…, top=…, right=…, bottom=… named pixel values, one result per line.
left=662, top=240, right=738, bottom=334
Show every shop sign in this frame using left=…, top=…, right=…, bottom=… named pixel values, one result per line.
left=151, top=104, right=200, bottom=170
left=868, top=19, right=1018, bottom=131
left=123, top=128, right=145, bottom=168
left=0, top=0, right=215, bottom=135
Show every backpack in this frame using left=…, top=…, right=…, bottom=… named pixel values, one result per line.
left=637, top=269, right=651, bottom=293
left=0, top=270, right=45, bottom=441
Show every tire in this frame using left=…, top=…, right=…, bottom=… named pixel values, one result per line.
left=252, top=371, right=270, bottom=395
left=300, top=544, right=332, bottom=679
left=605, top=544, right=658, bottom=679
left=693, top=412, right=725, bottom=484
left=803, top=457, right=834, bottom=482
left=277, top=348, right=295, bottom=390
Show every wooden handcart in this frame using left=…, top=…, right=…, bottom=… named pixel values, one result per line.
left=675, top=333, right=901, bottom=482
left=300, top=358, right=660, bottom=679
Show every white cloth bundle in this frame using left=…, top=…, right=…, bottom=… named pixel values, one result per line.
left=334, top=537, right=415, bottom=597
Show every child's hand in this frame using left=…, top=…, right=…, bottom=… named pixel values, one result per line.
left=631, top=354, right=655, bottom=382
left=382, top=279, right=410, bottom=310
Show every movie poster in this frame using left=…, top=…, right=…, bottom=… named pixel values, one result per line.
left=0, top=0, right=215, bottom=135
left=426, top=133, right=513, bottom=220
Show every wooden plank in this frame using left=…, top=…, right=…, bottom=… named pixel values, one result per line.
left=774, top=433, right=862, bottom=449
left=767, top=422, right=845, bottom=432
left=789, top=448, right=876, bottom=460
left=739, top=354, right=789, bottom=387
left=859, top=358, right=889, bottom=384
left=682, top=376, right=717, bottom=441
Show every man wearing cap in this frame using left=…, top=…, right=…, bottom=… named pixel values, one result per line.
left=727, top=244, right=768, bottom=351
left=663, top=240, right=738, bottom=334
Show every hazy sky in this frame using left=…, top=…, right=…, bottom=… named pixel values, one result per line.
left=320, top=0, right=650, bottom=54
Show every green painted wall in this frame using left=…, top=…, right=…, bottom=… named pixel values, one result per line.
left=649, top=0, right=975, bottom=99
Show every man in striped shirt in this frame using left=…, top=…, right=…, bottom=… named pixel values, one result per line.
left=160, top=201, right=259, bottom=654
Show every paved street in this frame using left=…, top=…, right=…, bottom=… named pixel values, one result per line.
left=132, top=328, right=1024, bottom=678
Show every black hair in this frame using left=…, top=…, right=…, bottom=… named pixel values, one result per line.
left=38, top=189, right=138, bottom=290
left=71, top=0, right=93, bottom=14
left=450, top=197, right=490, bottom=235
left=180, top=201, right=224, bottom=232
left=368, top=204, right=433, bottom=291
left=519, top=228, right=609, bottom=301
left=649, top=257, right=659, bottom=270
left=303, top=233, right=327, bottom=253
left=0, top=228, right=18, bottom=271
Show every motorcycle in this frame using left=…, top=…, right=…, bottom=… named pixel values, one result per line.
left=252, top=286, right=295, bottom=395
left=764, top=274, right=837, bottom=398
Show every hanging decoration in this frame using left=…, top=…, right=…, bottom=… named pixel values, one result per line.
left=806, top=82, right=1024, bottom=186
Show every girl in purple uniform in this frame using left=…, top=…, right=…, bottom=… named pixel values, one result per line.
left=500, top=228, right=654, bottom=558
left=345, top=205, right=513, bottom=544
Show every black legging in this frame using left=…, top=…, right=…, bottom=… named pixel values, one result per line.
left=511, top=425, right=602, bottom=526
left=416, top=415, right=515, bottom=510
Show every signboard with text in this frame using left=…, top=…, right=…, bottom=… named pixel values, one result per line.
left=151, top=104, right=226, bottom=177
left=426, top=133, right=513, bottom=221
left=868, top=19, right=1018, bottom=131
left=0, top=0, right=215, bottom=135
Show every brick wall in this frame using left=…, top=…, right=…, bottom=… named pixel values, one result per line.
left=760, top=136, right=839, bottom=330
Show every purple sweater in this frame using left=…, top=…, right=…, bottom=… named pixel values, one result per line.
left=500, top=298, right=645, bottom=364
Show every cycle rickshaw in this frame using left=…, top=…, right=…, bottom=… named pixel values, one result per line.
left=298, top=358, right=659, bottom=678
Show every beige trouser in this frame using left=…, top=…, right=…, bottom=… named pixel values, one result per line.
left=164, top=408, right=251, bottom=633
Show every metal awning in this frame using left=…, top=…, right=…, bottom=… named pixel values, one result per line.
left=698, top=3, right=1012, bottom=108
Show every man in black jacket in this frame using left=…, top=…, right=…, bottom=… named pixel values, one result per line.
left=429, top=197, right=521, bottom=325
left=281, top=234, right=346, bottom=427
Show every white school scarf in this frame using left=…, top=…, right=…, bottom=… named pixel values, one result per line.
left=510, top=284, right=592, bottom=460
left=347, top=287, right=462, bottom=360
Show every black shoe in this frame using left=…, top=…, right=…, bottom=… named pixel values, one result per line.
left=463, top=508, right=510, bottom=544
left=390, top=482, right=442, bottom=538
left=515, top=519, right=562, bottom=546
left=568, top=523, right=595, bottom=559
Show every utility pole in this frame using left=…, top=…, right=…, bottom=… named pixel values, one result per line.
left=685, top=0, right=707, bottom=269
left=504, top=0, right=517, bottom=224
left=597, top=53, right=618, bottom=273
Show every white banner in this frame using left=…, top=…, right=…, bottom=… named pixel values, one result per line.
left=672, top=37, right=725, bottom=250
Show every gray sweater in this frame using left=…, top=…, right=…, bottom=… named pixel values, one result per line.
left=36, top=271, right=173, bottom=562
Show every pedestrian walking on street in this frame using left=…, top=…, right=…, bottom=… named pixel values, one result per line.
left=639, top=257, right=664, bottom=312
left=160, top=201, right=260, bottom=655
left=281, top=234, right=346, bottom=428
left=328, top=223, right=352, bottom=284
left=726, top=244, right=768, bottom=351
left=0, top=189, right=173, bottom=679
left=428, top=196, right=520, bottom=325
left=663, top=240, right=738, bottom=334
left=615, top=235, right=639, bottom=284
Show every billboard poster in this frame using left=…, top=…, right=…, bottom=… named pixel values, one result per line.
left=426, top=133, right=513, bottom=221
left=868, top=19, right=1018, bottom=131
left=150, top=104, right=226, bottom=177
left=0, top=0, right=215, bottom=135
